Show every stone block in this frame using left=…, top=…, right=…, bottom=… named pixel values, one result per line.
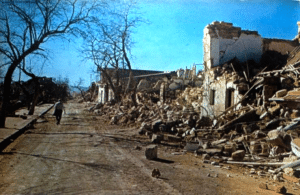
left=145, top=145, right=158, bottom=160
left=258, top=183, right=268, bottom=190
left=231, top=150, right=245, bottom=161
left=267, top=130, right=287, bottom=148
left=184, top=143, right=199, bottom=152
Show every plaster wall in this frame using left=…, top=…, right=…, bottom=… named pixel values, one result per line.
left=98, top=86, right=105, bottom=103
left=219, top=33, right=262, bottom=65
left=201, top=70, right=242, bottom=117
left=204, top=22, right=263, bottom=69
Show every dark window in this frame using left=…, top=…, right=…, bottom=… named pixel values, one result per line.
left=226, top=89, right=235, bottom=109
left=209, top=89, right=215, bottom=105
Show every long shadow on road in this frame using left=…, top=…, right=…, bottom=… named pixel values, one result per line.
left=0, top=151, right=116, bottom=172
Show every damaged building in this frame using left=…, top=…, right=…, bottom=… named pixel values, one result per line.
left=96, top=68, right=177, bottom=103
left=201, top=21, right=299, bottom=117
left=89, top=21, right=300, bottom=186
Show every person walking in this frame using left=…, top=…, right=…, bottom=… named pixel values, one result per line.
left=53, top=99, right=65, bottom=125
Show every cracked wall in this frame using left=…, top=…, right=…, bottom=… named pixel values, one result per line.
left=204, top=21, right=263, bottom=69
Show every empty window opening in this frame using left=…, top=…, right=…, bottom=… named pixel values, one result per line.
left=226, top=89, right=235, bottom=109
left=209, top=89, right=215, bottom=105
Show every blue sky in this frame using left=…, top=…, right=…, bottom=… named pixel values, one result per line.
left=24, top=0, right=300, bottom=87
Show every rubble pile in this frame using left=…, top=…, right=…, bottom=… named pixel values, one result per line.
left=89, top=51, right=300, bottom=185
left=75, top=82, right=98, bottom=103
left=90, top=89, right=210, bottom=141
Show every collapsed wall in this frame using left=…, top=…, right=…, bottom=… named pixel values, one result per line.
left=203, top=21, right=263, bottom=69
left=202, top=21, right=299, bottom=118
left=203, top=21, right=298, bottom=69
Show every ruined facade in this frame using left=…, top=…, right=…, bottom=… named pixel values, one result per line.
left=201, top=67, right=242, bottom=117
left=201, top=21, right=299, bottom=117
left=203, top=21, right=298, bottom=69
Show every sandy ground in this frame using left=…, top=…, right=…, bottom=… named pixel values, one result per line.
left=0, top=101, right=299, bottom=194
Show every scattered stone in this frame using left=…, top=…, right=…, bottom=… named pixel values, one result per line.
left=145, top=145, right=158, bottom=160
left=231, top=150, right=245, bottom=161
left=134, top=146, right=142, bottom=150
left=258, top=183, right=268, bottom=190
left=203, top=160, right=210, bottom=164
left=274, top=185, right=287, bottom=194
left=152, top=168, right=161, bottom=178
left=250, top=168, right=256, bottom=174
left=184, top=143, right=200, bottom=152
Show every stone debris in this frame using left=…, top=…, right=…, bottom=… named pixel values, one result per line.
left=134, top=146, right=142, bottom=150
left=89, top=30, right=300, bottom=184
left=151, top=168, right=161, bottom=178
left=258, top=183, right=268, bottom=190
left=145, top=145, right=158, bottom=160
left=274, top=185, right=287, bottom=194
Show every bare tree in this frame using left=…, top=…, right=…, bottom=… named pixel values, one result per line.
left=74, top=78, right=87, bottom=101
left=0, top=0, right=104, bottom=127
left=82, top=1, right=143, bottom=104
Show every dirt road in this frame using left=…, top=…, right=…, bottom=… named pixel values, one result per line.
left=0, top=102, right=298, bottom=194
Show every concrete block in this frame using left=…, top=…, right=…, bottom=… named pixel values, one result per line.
left=145, top=145, right=158, bottom=160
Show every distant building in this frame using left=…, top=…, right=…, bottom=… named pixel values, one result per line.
left=96, top=68, right=176, bottom=103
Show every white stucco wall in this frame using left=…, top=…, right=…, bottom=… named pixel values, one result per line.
left=108, top=89, right=114, bottom=101
left=201, top=71, right=242, bottom=117
left=98, top=86, right=114, bottom=103
left=98, top=87, right=105, bottom=103
left=204, top=31, right=263, bottom=68
left=203, top=22, right=263, bottom=69
left=219, top=33, right=263, bottom=65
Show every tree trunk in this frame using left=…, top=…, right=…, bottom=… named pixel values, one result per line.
left=28, top=79, right=40, bottom=115
left=0, top=63, right=16, bottom=127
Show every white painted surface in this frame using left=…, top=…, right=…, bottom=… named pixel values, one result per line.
left=98, top=87, right=105, bottom=103
left=204, top=32, right=262, bottom=68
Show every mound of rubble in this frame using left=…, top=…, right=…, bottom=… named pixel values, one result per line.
left=89, top=51, right=300, bottom=185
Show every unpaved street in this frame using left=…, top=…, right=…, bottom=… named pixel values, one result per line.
left=0, top=102, right=296, bottom=194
